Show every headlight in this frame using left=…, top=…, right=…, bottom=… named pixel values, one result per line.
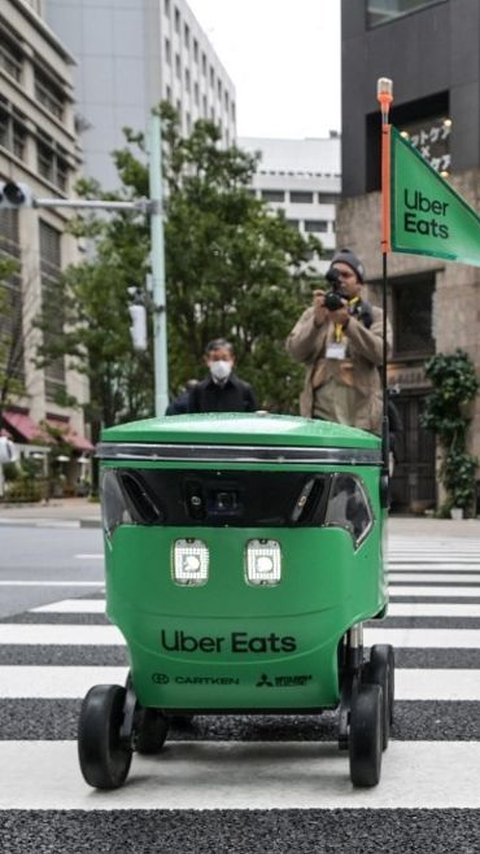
left=172, top=538, right=209, bottom=586
left=245, top=539, right=281, bottom=586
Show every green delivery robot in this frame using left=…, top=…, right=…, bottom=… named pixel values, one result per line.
left=78, top=413, right=394, bottom=789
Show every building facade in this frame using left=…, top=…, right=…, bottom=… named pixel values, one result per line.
left=339, top=0, right=480, bottom=513
left=0, top=0, right=91, bottom=494
left=45, top=0, right=237, bottom=189
left=239, top=135, right=341, bottom=275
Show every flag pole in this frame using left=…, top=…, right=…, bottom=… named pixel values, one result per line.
left=377, top=77, right=393, bottom=493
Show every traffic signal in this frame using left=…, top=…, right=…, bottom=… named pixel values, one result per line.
left=0, top=180, right=34, bottom=209
left=127, top=287, right=148, bottom=351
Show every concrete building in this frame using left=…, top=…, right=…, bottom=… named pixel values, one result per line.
left=239, top=135, right=341, bottom=274
left=0, top=0, right=92, bottom=494
left=45, top=0, right=237, bottom=189
left=339, top=0, right=480, bottom=513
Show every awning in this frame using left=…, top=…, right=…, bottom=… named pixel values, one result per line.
left=46, top=417, right=94, bottom=453
left=66, top=431, right=94, bottom=452
left=2, top=411, right=43, bottom=442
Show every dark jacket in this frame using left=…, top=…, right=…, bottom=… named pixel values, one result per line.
left=188, top=374, right=257, bottom=413
left=165, top=390, right=191, bottom=415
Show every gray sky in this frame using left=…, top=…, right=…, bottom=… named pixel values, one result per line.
left=187, top=0, right=341, bottom=140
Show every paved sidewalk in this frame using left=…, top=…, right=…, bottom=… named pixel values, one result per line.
left=0, top=497, right=101, bottom=528
left=0, top=496, right=480, bottom=537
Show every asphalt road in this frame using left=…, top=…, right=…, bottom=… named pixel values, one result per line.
left=0, top=526, right=479, bottom=852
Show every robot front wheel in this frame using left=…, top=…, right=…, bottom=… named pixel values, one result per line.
left=78, top=683, right=169, bottom=789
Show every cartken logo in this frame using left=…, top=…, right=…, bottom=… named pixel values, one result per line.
left=256, top=673, right=274, bottom=687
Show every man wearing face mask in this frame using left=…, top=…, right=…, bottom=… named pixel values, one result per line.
left=187, top=338, right=258, bottom=413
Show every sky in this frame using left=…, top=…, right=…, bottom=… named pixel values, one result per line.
left=186, top=0, right=341, bottom=140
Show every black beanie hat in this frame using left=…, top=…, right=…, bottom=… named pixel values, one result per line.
left=331, top=248, right=365, bottom=283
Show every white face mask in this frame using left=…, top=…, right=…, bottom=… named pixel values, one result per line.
left=209, top=359, right=232, bottom=381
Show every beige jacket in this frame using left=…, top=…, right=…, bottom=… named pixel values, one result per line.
left=286, top=303, right=392, bottom=433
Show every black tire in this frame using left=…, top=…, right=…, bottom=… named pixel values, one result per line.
left=78, top=684, right=132, bottom=789
left=364, top=644, right=395, bottom=748
left=135, top=708, right=169, bottom=755
left=349, top=683, right=383, bottom=787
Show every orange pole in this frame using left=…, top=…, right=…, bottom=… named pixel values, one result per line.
left=380, top=122, right=391, bottom=252
left=377, top=80, right=393, bottom=253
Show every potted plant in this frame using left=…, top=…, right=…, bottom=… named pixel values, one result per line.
left=421, top=349, right=479, bottom=518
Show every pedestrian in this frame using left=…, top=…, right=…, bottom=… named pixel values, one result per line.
left=165, top=379, right=199, bottom=415
left=286, top=248, right=392, bottom=433
left=187, top=338, right=258, bottom=413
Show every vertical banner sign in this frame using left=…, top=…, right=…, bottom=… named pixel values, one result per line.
left=391, top=126, right=480, bottom=267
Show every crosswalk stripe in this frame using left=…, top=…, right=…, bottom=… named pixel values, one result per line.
left=389, top=573, right=480, bottom=582
left=1, top=623, right=479, bottom=649
left=363, top=627, right=480, bottom=648
left=31, top=599, right=107, bottom=613
left=32, top=599, right=480, bottom=618
left=388, top=602, right=480, bottom=617
left=389, top=586, right=480, bottom=598
left=1, top=666, right=479, bottom=700
left=1, top=740, right=480, bottom=809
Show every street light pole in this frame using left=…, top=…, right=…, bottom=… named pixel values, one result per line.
left=147, top=113, right=169, bottom=417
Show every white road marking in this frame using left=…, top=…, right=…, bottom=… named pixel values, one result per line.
left=388, top=601, right=480, bottom=617
left=0, top=666, right=128, bottom=697
left=363, top=627, right=480, bottom=648
left=394, top=669, right=480, bottom=701
left=0, top=666, right=478, bottom=701
left=74, top=554, right=103, bottom=560
left=31, top=599, right=106, bottom=613
left=28, top=599, right=480, bottom=619
left=0, top=625, right=125, bottom=645
left=0, top=623, right=479, bottom=648
left=1, top=741, right=480, bottom=809
left=389, top=573, right=480, bottom=583
left=389, top=585, right=480, bottom=598
left=0, top=581, right=105, bottom=587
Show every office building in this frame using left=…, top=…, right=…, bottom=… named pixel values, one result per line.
left=339, top=0, right=480, bottom=512
left=0, top=0, right=91, bottom=489
left=239, top=135, right=341, bottom=274
left=45, top=0, right=237, bottom=188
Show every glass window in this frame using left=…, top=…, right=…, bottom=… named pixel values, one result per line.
left=367, top=0, right=447, bottom=27
left=34, top=67, right=65, bottom=120
left=261, top=190, right=285, bottom=203
left=165, top=38, right=171, bottom=64
left=304, top=220, right=328, bottom=233
left=185, top=68, right=190, bottom=91
left=290, top=191, right=313, bottom=204
left=194, top=82, right=199, bottom=104
left=174, top=6, right=180, bottom=32
left=393, top=275, right=435, bottom=356
left=39, top=221, right=65, bottom=399
left=193, top=39, right=198, bottom=62
left=0, top=30, right=23, bottom=83
left=184, top=23, right=190, bottom=48
left=175, top=53, right=181, bottom=78
left=318, top=192, right=340, bottom=204
left=164, top=0, right=170, bottom=15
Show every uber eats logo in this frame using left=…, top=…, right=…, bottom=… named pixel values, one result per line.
left=403, top=189, right=449, bottom=239
left=160, top=629, right=297, bottom=654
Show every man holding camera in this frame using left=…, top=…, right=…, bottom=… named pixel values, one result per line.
left=286, top=248, right=391, bottom=434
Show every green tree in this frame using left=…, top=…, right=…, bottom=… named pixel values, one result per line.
left=421, top=349, right=479, bottom=515
left=37, top=103, right=323, bottom=436
left=0, top=255, right=24, bottom=428
left=117, top=104, right=322, bottom=410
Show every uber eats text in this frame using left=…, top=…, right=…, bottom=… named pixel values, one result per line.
left=160, top=630, right=297, bottom=653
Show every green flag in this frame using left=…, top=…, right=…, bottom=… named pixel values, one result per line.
left=391, top=125, right=480, bottom=266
